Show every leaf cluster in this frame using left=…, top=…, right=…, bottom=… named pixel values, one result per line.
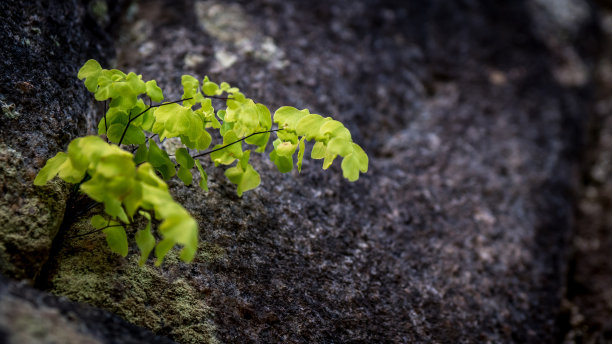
left=35, top=59, right=369, bottom=265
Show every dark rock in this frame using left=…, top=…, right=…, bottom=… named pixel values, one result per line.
left=0, top=273, right=176, bottom=344
left=0, top=0, right=602, bottom=343
left=0, top=0, right=119, bottom=281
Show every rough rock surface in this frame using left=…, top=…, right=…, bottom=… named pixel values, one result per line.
left=0, top=0, right=603, bottom=343
left=35, top=0, right=598, bottom=343
left=0, top=0, right=117, bottom=281
left=562, top=2, right=612, bottom=342
left=0, top=273, right=176, bottom=344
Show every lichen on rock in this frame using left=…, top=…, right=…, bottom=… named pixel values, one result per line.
left=0, top=143, right=68, bottom=281
left=48, top=216, right=219, bottom=344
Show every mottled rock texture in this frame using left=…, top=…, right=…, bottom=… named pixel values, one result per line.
left=562, top=1, right=612, bottom=342
left=0, top=0, right=603, bottom=343
left=0, top=0, right=119, bottom=281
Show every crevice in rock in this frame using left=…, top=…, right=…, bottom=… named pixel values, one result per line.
left=33, top=191, right=98, bottom=290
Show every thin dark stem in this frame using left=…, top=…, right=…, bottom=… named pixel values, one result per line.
left=65, top=224, right=125, bottom=239
left=192, top=129, right=282, bottom=158
left=103, top=100, right=108, bottom=136
left=149, top=97, right=191, bottom=108
left=117, top=97, right=193, bottom=146
left=205, top=95, right=234, bottom=101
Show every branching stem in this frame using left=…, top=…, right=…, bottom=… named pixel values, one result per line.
left=191, top=129, right=283, bottom=158
left=117, top=97, right=193, bottom=146
left=65, top=224, right=126, bottom=239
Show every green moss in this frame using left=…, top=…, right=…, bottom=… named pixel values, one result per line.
left=0, top=144, right=68, bottom=281
left=49, top=217, right=219, bottom=344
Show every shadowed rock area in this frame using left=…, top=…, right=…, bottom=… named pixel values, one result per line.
left=0, top=0, right=604, bottom=343
left=0, top=274, right=176, bottom=344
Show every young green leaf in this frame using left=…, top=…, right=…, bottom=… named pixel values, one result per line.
left=90, top=215, right=107, bottom=229
left=175, top=148, right=195, bottom=169
left=210, top=130, right=243, bottom=166
left=135, top=220, right=155, bottom=266
left=104, top=225, right=128, bottom=257
left=134, top=144, right=148, bottom=164
left=77, top=59, right=102, bottom=92
left=177, top=165, right=193, bottom=185
left=195, top=160, right=208, bottom=191
left=311, top=141, right=326, bottom=160
left=147, top=141, right=176, bottom=180
left=224, top=162, right=261, bottom=197
left=34, top=152, right=68, bottom=186
left=297, top=137, right=306, bottom=172
left=145, top=80, right=164, bottom=102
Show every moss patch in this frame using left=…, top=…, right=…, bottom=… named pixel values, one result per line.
left=49, top=217, right=219, bottom=344
left=0, top=144, right=68, bottom=281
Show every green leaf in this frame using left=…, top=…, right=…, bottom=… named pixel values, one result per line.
left=134, top=144, right=148, bottom=164
left=123, top=125, right=146, bottom=145
left=327, top=137, right=353, bottom=157
left=103, top=196, right=129, bottom=223
left=145, top=80, right=164, bottom=102
left=341, top=153, right=363, bottom=182
left=106, top=123, right=126, bottom=144
left=126, top=72, right=146, bottom=94
left=276, top=141, right=296, bottom=156
left=225, top=163, right=260, bottom=196
left=96, top=152, right=136, bottom=178
left=273, top=106, right=309, bottom=129
left=147, top=141, right=176, bottom=180
left=311, top=141, right=326, bottom=159
left=269, top=150, right=293, bottom=173
left=296, top=114, right=326, bottom=140
left=195, top=160, right=208, bottom=191
left=157, top=213, right=198, bottom=263
left=177, top=165, right=193, bottom=185
left=90, top=215, right=107, bottom=229
left=135, top=221, right=155, bottom=266
left=123, top=182, right=143, bottom=218
left=210, top=130, right=243, bottom=166
left=57, top=158, right=86, bottom=184
left=322, top=151, right=337, bottom=170
left=175, top=148, right=195, bottom=169
left=34, top=152, right=68, bottom=185
left=297, top=137, right=305, bottom=172
left=320, top=120, right=352, bottom=141
left=78, top=59, right=102, bottom=92
left=244, top=103, right=272, bottom=152
left=141, top=108, right=155, bottom=131
left=104, top=225, right=128, bottom=257
left=351, top=143, right=369, bottom=173
left=68, top=136, right=111, bottom=171
left=225, top=99, right=259, bottom=137
left=154, top=238, right=174, bottom=266
left=136, top=163, right=168, bottom=190
left=202, top=81, right=219, bottom=96
left=98, top=108, right=128, bottom=135
left=182, top=75, right=199, bottom=107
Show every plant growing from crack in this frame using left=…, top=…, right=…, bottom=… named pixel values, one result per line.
left=34, top=59, right=368, bottom=266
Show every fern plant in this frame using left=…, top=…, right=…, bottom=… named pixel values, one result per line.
left=35, top=59, right=368, bottom=266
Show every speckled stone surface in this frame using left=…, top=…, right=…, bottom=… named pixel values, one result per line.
left=0, top=0, right=123, bottom=282
left=1, top=0, right=601, bottom=343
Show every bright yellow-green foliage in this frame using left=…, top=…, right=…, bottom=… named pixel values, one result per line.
left=35, top=59, right=368, bottom=265
left=34, top=136, right=197, bottom=265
